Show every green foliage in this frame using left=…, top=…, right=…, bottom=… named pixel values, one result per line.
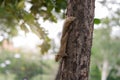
left=0, top=50, right=58, bottom=80
left=90, top=64, right=101, bottom=80
left=91, top=16, right=120, bottom=80
left=30, top=0, right=66, bottom=20
left=0, top=74, right=15, bottom=80
left=0, top=0, right=67, bottom=54
left=0, top=1, right=65, bottom=79
left=94, top=18, right=101, bottom=24
left=107, top=68, right=120, bottom=80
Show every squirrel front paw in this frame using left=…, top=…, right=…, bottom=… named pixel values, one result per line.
left=55, top=55, right=61, bottom=62
left=55, top=54, right=68, bottom=62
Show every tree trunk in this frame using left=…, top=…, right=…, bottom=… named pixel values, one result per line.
left=55, top=0, right=95, bottom=80
left=101, top=60, right=108, bottom=80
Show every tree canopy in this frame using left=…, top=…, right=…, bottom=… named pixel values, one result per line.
left=0, top=0, right=67, bottom=54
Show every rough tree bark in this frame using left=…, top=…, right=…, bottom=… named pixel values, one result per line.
left=55, top=0, right=95, bottom=80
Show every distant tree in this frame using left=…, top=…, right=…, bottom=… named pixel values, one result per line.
left=91, top=17, right=120, bottom=80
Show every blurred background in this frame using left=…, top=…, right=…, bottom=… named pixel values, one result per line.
left=0, top=0, right=120, bottom=80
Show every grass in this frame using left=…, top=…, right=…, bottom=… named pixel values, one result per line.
left=0, top=73, right=15, bottom=80
left=0, top=60, right=59, bottom=80
left=32, top=74, right=56, bottom=80
left=0, top=74, right=56, bottom=80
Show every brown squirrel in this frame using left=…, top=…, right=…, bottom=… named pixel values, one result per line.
left=55, top=16, right=76, bottom=62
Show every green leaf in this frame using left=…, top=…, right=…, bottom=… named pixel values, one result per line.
left=17, top=0, right=25, bottom=9
left=94, top=18, right=101, bottom=24
left=23, top=13, right=34, bottom=24
left=39, top=41, right=51, bottom=54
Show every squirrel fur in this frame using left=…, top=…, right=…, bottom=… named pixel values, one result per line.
left=55, top=16, right=76, bottom=62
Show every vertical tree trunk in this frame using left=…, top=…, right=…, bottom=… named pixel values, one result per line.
left=55, top=0, right=95, bottom=80
left=101, top=60, right=108, bottom=80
